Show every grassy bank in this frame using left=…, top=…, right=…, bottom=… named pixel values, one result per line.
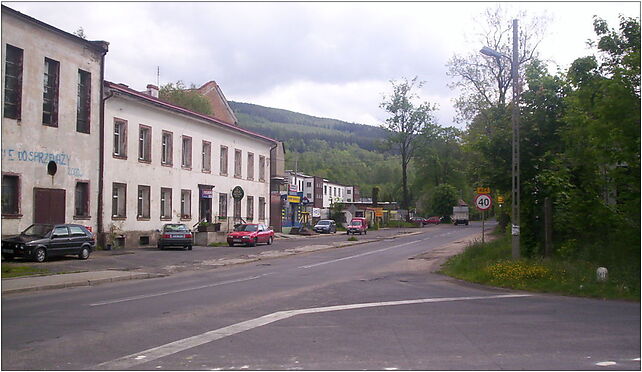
left=440, top=232, right=639, bottom=301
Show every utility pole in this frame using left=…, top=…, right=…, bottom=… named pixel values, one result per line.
left=510, top=19, right=521, bottom=259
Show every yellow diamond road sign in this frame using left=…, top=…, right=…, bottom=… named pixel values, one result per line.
left=476, top=187, right=491, bottom=194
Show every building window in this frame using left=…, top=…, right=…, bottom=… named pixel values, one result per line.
left=181, top=189, right=191, bottom=219
left=347, top=189, right=352, bottom=194
left=259, top=196, right=266, bottom=220
left=234, top=149, right=242, bottom=178
left=306, top=182, right=312, bottom=188
left=307, top=193, right=312, bottom=198
left=247, top=196, right=254, bottom=221
left=138, top=125, right=151, bottom=162
left=220, top=146, right=228, bottom=175
left=247, top=152, right=254, bottom=180
left=324, top=185, right=327, bottom=195
left=3, top=44, right=23, bottom=120
left=181, top=136, right=192, bottom=169
left=137, top=185, right=151, bottom=219
left=113, top=119, right=127, bottom=158
left=202, top=141, right=211, bottom=172
left=74, top=182, right=90, bottom=218
left=161, top=131, right=173, bottom=166
left=259, top=155, right=265, bottom=182
left=42, top=57, right=59, bottom=126
left=160, top=188, right=172, bottom=219
left=218, top=193, right=227, bottom=218
left=1, top=175, right=20, bottom=215
left=77, top=69, right=91, bottom=133
left=112, top=183, right=127, bottom=218
left=233, top=198, right=241, bottom=219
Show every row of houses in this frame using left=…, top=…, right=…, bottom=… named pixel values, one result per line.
left=1, top=6, right=288, bottom=248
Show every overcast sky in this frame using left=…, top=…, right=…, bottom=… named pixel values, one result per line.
left=6, top=1, right=640, bottom=128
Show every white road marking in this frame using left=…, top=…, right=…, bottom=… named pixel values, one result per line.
left=88, top=273, right=275, bottom=307
left=298, top=241, right=419, bottom=269
left=96, top=293, right=530, bottom=370
left=633, top=358, right=641, bottom=361
left=596, top=361, right=617, bottom=367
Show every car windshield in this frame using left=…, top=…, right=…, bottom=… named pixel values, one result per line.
left=350, top=221, right=362, bottom=226
left=21, top=224, right=54, bottom=238
left=164, top=224, right=189, bottom=232
left=235, top=224, right=258, bottom=232
left=317, top=221, right=331, bottom=225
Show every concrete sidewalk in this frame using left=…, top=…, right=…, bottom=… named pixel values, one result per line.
left=2, top=270, right=159, bottom=295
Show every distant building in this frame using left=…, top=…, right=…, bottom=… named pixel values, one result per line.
left=1, top=5, right=108, bottom=235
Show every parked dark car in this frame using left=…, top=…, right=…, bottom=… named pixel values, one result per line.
left=410, top=217, right=425, bottom=225
left=313, top=219, right=337, bottom=234
left=227, top=224, right=274, bottom=247
left=1, top=223, right=95, bottom=262
left=158, top=223, right=193, bottom=250
left=426, top=216, right=441, bottom=224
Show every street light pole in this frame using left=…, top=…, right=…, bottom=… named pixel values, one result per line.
left=510, top=19, right=520, bottom=259
left=480, top=19, right=520, bottom=259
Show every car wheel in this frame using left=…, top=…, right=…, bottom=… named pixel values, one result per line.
left=2, top=254, right=14, bottom=261
left=34, top=248, right=46, bottom=263
left=158, top=245, right=164, bottom=250
left=78, top=247, right=90, bottom=260
left=249, top=238, right=257, bottom=247
left=228, top=243, right=234, bottom=247
left=267, top=236, right=273, bottom=245
left=187, top=245, right=192, bottom=250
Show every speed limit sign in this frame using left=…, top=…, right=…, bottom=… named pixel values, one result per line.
left=474, top=194, right=492, bottom=211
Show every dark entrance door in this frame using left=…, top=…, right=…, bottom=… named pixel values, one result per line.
left=34, top=188, right=66, bottom=224
left=198, top=185, right=213, bottom=222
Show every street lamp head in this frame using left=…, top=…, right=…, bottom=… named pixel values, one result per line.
left=480, top=46, right=504, bottom=58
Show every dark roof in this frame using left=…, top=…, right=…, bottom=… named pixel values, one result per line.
left=2, top=5, right=109, bottom=54
left=105, top=81, right=278, bottom=145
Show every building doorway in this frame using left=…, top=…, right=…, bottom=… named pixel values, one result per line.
left=33, top=188, right=65, bottom=224
left=198, top=185, right=214, bottom=222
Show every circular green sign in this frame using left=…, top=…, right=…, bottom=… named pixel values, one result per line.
left=232, top=186, right=244, bottom=200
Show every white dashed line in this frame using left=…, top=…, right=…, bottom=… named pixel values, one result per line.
left=298, top=241, right=419, bottom=269
left=596, top=361, right=617, bottom=367
left=96, top=293, right=530, bottom=370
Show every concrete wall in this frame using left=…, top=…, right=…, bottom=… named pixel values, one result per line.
left=103, top=92, right=272, bottom=247
left=1, top=8, right=104, bottom=235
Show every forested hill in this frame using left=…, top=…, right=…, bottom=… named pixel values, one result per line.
left=229, top=101, right=388, bottom=152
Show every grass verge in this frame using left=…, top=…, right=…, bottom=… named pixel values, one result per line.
left=440, top=233, right=639, bottom=301
left=2, top=264, right=50, bottom=278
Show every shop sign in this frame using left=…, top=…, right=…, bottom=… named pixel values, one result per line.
left=288, top=195, right=301, bottom=203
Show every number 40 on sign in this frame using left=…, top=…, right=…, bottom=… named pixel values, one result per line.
left=475, top=194, right=492, bottom=211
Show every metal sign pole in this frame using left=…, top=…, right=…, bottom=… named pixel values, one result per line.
left=482, top=210, right=485, bottom=244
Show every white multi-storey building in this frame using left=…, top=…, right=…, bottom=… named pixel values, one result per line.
left=103, top=82, right=278, bottom=247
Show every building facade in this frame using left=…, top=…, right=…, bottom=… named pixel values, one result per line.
left=102, top=82, right=278, bottom=247
left=1, top=5, right=108, bottom=235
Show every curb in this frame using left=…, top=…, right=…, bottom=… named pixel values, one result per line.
left=1, top=272, right=162, bottom=295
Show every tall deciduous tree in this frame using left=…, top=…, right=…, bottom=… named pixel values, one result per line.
left=380, top=77, right=437, bottom=215
left=447, top=6, right=547, bottom=123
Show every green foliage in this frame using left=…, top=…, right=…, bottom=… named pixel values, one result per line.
left=330, top=202, right=346, bottom=224
left=347, top=236, right=359, bottom=242
left=441, top=233, right=639, bottom=300
left=431, top=184, right=459, bottom=217
left=457, top=15, right=640, bottom=277
left=159, top=81, right=213, bottom=115
left=380, top=77, right=437, bottom=210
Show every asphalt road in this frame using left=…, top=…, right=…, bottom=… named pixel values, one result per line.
left=2, top=223, right=640, bottom=370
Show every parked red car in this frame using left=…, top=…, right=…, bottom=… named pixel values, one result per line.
left=426, top=216, right=441, bottom=225
left=347, top=217, right=368, bottom=235
left=227, top=224, right=274, bottom=247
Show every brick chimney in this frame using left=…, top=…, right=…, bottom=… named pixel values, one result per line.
left=146, top=84, right=159, bottom=98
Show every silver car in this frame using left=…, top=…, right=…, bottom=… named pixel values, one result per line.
left=314, top=220, right=337, bottom=234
